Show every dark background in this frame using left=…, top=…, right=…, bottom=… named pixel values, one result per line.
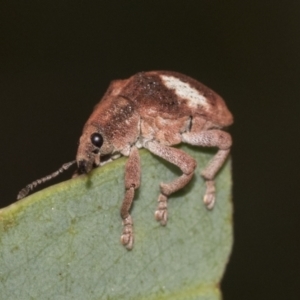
left=1, top=1, right=299, bottom=299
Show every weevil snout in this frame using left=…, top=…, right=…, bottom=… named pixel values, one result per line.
left=78, top=159, right=89, bottom=174
left=76, top=146, right=99, bottom=174
left=76, top=153, right=96, bottom=173
left=76, top=132, right=100, bottom=173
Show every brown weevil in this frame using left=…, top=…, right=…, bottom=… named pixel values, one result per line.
left=18, top=71, right=233, bottom=250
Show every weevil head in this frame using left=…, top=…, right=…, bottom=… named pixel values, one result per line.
left=76, top=124, right=114, bottom=174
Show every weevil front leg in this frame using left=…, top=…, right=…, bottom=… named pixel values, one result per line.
left=144, top=141, right=196, bottom=225
left=182, top=129, right=232, bottom=209
left=120, top=146, right=141, bottom=250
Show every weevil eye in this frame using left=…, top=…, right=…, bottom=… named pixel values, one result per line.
left=91, top=133, right=103, bottom=148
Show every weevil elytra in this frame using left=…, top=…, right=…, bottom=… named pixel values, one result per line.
left=18, top=71, right=233, bottom=250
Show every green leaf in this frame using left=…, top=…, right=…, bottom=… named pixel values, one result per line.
left=0, top=145, right=233, bottom=300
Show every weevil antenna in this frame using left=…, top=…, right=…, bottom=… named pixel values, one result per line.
left=17, top=160, right=77, bottom=200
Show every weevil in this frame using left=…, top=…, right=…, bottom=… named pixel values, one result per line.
left=18, top=71, right=233, bottom=250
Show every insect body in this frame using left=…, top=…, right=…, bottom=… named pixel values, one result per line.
left=76, top=71, right=233, bottom=249
left=18, top=71, right=233, bottom=250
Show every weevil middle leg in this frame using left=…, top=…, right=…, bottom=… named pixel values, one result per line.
left=144, top=140, right=196, bottom=226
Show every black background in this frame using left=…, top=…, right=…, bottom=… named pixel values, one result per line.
left=1, top=1, right=299, bottom=299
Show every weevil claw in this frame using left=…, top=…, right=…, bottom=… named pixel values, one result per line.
left=203, top=180, right=216, bottom=210
left=155, top=194, right=168, bottom=225
left=204, top=193, right=216, bottom=210
left=120, top=233, right=134, bottom=250
left=121, top=216, right=134, bottom=250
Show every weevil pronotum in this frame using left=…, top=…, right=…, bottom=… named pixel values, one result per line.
left=18, top=71, right=233, bottom=250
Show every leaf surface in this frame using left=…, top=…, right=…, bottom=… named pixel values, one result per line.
left=0, top=146, right=233, bottom=300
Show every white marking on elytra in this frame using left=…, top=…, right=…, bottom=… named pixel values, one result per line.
left=160, top=75, right=208, bottom=109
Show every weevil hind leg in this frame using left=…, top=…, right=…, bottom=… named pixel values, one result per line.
left=181, top=128, right=232, bottom=209
left=120, top=146, right=141, bottom=250
left=144, top=141, right=196, bottom=226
